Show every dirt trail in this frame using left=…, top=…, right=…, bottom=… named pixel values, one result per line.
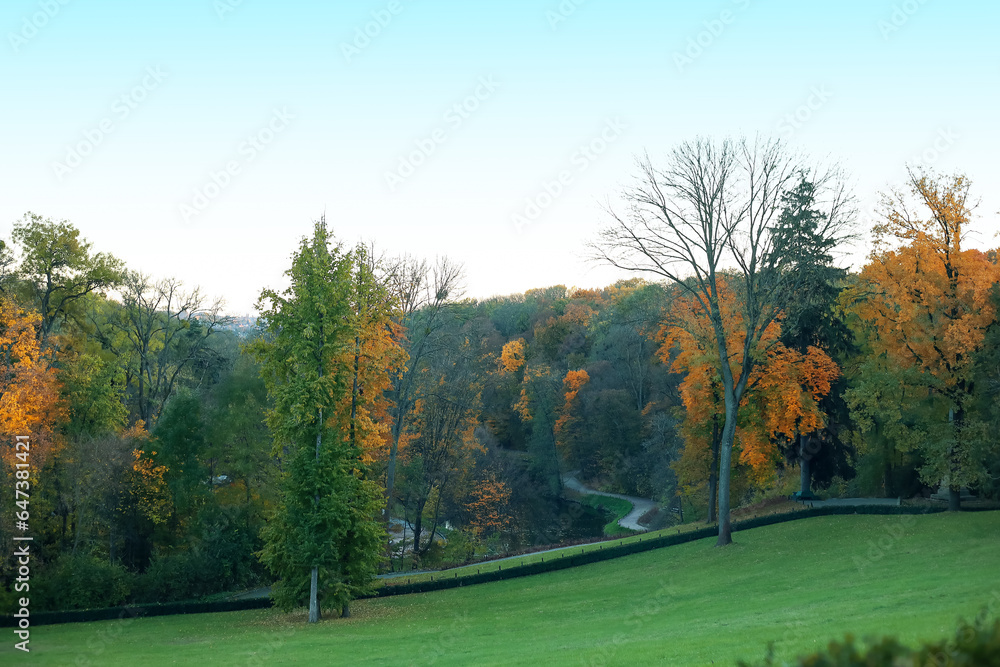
left=562, top=474, right=658, bottom=532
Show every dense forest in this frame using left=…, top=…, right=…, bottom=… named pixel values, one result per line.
left=1, top=166, right=999, bottom=616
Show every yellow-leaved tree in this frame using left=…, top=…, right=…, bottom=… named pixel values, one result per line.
left=0, top=297, right=64, bottom=468
left=663, top=279, right=839, bottom=520
left=840, top=170, right=1000, bottom=509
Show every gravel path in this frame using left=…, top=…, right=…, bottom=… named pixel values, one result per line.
left=562, top=474, right=658, bottom=532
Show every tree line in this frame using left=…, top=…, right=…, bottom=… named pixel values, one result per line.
left=1, top=137, right=998, bottom=619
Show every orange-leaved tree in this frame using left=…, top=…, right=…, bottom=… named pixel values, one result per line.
left=123, top=421, right=172, bottom=526
left=466, top=471, right=513, bottom=542
left=663, top=279, right=839, bottom=520
left=840, top=170, right=1000, bottom=509
left=499, top=338, right=527, bottom=374
left=0, top=297, right=64, bottom=469
left=553, top=368, right=590, bottom=466
left=334, top=245, right=408, bottom=469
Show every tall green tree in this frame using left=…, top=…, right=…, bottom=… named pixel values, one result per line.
left=250, top=218, right=384, bottom=622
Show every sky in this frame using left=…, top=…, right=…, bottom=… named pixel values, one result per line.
left=1, top=0, right=998, bottom=315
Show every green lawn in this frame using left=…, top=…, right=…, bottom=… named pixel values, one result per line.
left=6, top=513, right=999, bottom=666
left=579, top=494, right=637, bottom=536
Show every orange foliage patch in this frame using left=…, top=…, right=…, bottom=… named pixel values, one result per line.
left=0, top=298, right=64, bottom=468
left=662, top=279, right=839, bottom=485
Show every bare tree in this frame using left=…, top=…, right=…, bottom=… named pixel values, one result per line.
left=382, top=256, right=464, bottom=523
left=96, top=272, right=228, bottom=426
left=593, top=136, right=853, bottom=545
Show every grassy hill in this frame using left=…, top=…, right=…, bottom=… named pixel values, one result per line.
left=5, top=512, right=999, bottom=666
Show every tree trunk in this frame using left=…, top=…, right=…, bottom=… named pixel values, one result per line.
left=883, top=448, right=893, bottom=498
left=716, top=400, right=738, bottom=546
left=948, top=486, right=961, bottom=512
left=707, top=474, right=718, bottom=524
left=351, top=336, right=360, bottom=449
left=798, top=434, right=814, bottom=500
left=947, top=407, right=962, bottom=512
left=309, top=403, right=322, bottom=623
left=342, top=602, right=351, bottom=618
left=412, top=500, right=425, bottom=560
left=707, top=419, right=720, bottom=523
left=308, top=566, right=320, bottom=623
left=799, top=454, right=811, bottom=498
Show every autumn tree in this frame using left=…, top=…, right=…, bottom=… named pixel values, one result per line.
left=466, top=471, right=513, bottom=542
left=398, top=332, right=483, bottom=561
left=251, top=218, right=384, bottom=622
left=971, top=283, right=1000, bottom=499
left=663, top=280, right=840, bottom=519
left=499, top=338, right=526, bottom=374
left=553, top=368, right=590, bottom=467
left=0, top=297, right=64, bottom=468
left=840, top=170, right=1000, bottom=510
left=59, top=424, right=170, bottom=567
left=337, top=245, right=407, bottom=469
left=382, top=256, right=463, bottom=523
left=595, top=138, right=853, bottom=544
left=511, top=360, right=563, bottom=495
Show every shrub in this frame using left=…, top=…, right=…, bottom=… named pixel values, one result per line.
left=135, top=505, right=269, bottom=603
left=739, top=617, right=1000, bottom=666
left=35, top=554, right=132, bottom=611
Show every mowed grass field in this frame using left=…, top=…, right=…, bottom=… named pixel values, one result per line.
left=5, top=512, right=999, bottom=666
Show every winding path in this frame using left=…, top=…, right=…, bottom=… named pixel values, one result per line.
left=562, top=473, right=658, bottom=532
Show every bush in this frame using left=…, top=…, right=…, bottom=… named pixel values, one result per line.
left=134, top=551, right=215, bottom=603
left=0, top=585, right=20, bottom=616
left=440, top=529, right=475, bottom=566
left=739, top=617, right=1000, bottom=666
left=35, top=554, right=132, bottom=611
left=135, top=505, right=269, bottom=603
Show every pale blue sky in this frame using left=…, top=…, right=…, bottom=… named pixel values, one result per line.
left=2, top=0, right=997, bottom=314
